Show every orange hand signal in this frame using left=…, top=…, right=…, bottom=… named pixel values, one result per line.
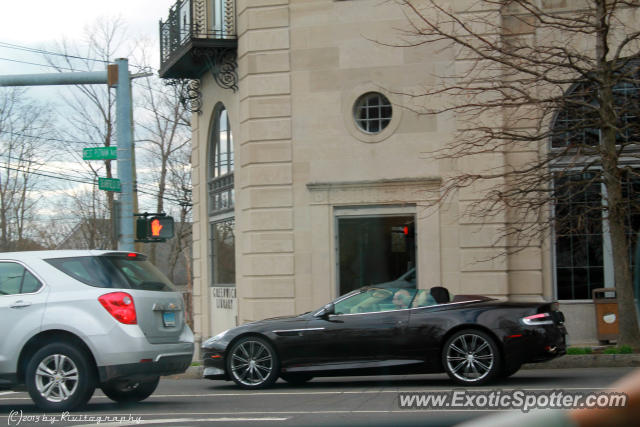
left=151, top=219, right=163, bottom=237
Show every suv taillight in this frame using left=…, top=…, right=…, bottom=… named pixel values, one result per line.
left=98, top=292, right=137, bottom=324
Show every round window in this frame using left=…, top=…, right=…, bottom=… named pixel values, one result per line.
left=353, top=92, right=392, bottom=134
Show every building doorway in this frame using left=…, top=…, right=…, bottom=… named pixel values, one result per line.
left=337, top=215, right=416, bottom=294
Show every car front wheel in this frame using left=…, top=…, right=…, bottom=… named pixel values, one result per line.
left=26, top=342, right=96, bottom=411
left=227, top=336, right=279, bottom=389
left=100, top=377, right=160, bottom=403
left=442, top=330, right=501, bottom=386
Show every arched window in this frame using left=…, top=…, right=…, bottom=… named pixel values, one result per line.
left=208, top=105, right=235, bottom=288
left=209, top=106, right=234, bottom=214
left=551, top=66, right=640, bottom=148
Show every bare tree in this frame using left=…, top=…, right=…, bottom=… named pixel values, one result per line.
left=0, top=88, right=54, bottom=251
left=54, top=186, right=113, bottom=250
left=166, top=148, right=193, bottom=328
left=391, top=0, right=640, bottom=348
left=44, top=17, right=131, bottom=249
left=133, top=42, right=191, bottom=264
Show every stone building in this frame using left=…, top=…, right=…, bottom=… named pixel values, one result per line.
left=158, top=0, right=640, bottom=348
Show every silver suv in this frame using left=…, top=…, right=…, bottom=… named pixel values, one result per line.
left=0, top=250, right=194, bottom=411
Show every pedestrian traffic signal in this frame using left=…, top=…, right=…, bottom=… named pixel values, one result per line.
left=136, top=215, right=174, bottom=241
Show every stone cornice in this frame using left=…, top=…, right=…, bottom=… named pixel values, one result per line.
left=306, top=177, right=441, bottom=191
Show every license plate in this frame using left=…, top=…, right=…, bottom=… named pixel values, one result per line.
left=163, top=311, right=176, bottom=327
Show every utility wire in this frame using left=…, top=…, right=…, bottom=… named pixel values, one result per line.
left=0, top=130, right=96, bottom=146
left=0, top=153, right=98, bottom=178
left=0, top=162, right=96, bottom=186
left=0, top=163, right=188, bottom=205
left=0, top=153, right=179, bottom=196
left=0, top=163, right=94, bottom=185
left=0, top=41, right=152, bottom=72
left=0, top=56, right=78, bottom=72
left=0, top=42, right=110, bottom=64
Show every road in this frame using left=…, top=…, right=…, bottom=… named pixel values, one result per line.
left=0, top=367, right=635, bottom=427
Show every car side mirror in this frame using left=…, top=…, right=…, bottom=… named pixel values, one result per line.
left=316, top=303, right=335, bottom=318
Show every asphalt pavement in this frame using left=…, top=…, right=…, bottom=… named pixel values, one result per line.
left=0, top=367, right=635, bottom=427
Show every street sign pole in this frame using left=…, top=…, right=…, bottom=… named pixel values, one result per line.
left=115, top=58, right=135, bottom=251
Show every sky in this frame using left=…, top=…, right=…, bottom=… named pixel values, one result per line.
left=0, top=1, right=181, bottom=232
left=0, top=0, right=175, bottom=75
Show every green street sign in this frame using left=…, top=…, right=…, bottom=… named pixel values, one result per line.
left=83, top=147, right=117, bottom=160
left=98, top=177, right=121, bottom=192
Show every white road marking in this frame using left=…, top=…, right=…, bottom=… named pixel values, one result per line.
left=74, top=417, right=289, bottom=427
left=132, top=386, right=615, bottom=398
left=0, top=387, right=614, bottom=401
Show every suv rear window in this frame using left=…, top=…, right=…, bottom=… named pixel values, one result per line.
left=45, top=254, right=176, bottom=292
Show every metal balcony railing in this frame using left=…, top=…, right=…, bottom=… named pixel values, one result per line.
left=159, top=0, right=237, bottom=80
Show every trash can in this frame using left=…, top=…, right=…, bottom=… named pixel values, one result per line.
left=592, top=288, right=619, bottom=344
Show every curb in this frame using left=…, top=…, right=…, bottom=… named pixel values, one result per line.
left=522, top=354, right=640, bottom=369
left=166, top=355, right=640, bottom=380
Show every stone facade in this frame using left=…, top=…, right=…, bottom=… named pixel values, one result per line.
left=184, top=0, right=623, bottom=347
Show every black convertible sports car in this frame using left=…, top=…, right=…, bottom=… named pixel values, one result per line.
left=202, top=286, right=566, bottom=388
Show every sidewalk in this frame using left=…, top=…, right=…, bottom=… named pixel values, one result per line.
left=522, top=353, right=640, bottom=369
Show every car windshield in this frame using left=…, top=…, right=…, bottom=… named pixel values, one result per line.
left=45, top=254, right=176, bottom=292
left=334, top=287, right=418, bottom=314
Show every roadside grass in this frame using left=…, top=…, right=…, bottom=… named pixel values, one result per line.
left=602, top=345, right=633, bottom=354
left=567, top=345, right=634, bottom=355
left=567, top=347, right=592, bottom=355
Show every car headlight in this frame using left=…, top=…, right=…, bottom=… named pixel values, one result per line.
left=203, top=329, right=230, bottom=346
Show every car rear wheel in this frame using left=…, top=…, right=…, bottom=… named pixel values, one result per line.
left=280, top=373, right=313, bottom=385
left=26, top=342, right=96, bottom=411
left=442, top=330, right=500, bottom=386
left=100, top=376, right=160, bottom=403
left=227, top=336, right=279, bottom=389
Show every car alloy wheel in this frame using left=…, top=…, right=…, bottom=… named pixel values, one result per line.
left=443, top=330, right=500, bottom=385
left=26, top=342, right=95, bottom=411
left=35, top=354, right=79, bottom=402
left=227, top=337, right=279, bottom=389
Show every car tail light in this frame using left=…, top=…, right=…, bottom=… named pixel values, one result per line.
left=521, top=312, right=554, bottom=326
left=98, top=292, right=137, bottom=324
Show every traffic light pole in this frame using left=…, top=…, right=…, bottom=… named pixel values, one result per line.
left=114, top=58, right=135, bottom=251
left=0, top=59, right=147, bottom=251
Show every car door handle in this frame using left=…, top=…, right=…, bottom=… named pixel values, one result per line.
left=396, top=320, right=406, bottom=326
left=10, top=300, right=32, bottom=308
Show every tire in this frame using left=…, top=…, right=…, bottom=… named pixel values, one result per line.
left=442, top=330, right=501, bottom=386
left=100, top=377, right=160, bottom=403
left=227, top=336, right=279, bottom=389
left=25, top=342, right=96, bottom=411
left=280, top=373, right=313, bottom=385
